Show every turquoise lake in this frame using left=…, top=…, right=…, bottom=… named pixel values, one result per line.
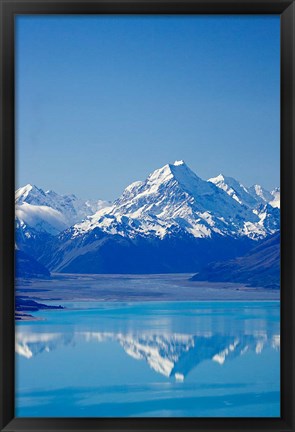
left=15, top=300, right=280, bottom=417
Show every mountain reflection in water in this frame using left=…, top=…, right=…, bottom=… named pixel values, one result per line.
left=16, top=329, right=280, bottom=381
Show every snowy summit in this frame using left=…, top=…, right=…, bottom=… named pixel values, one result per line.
left=173, top=160, right=185, bottom=166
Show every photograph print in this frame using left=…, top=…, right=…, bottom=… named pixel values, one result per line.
left=15, top=15, right=280, bottom=418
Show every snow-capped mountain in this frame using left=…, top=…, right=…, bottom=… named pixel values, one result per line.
left=15, top=184, right=109, bottom=235
left=71, top=161, right=278, bottom=241
left=15, top=185, right=109, bottom=277
left=208, top=174, right=258, bottom=208
left=209, top=174, right=280, bottom=210
left=16, top=161, right=280, bottom=275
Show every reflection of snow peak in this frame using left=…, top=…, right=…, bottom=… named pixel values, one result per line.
left=272, top=334, right=280, bottom=350
left=81, top=332, right=194, bottom=378
left=212, top=339, right=240, bottom=365
left=117, top=334, right=194, bottom=378
left=16, top=330, right=280, bottom=380
left=15, top=333, right=63, bottom=359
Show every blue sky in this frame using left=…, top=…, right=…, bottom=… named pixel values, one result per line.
left=16, top=15, right=280, bottom=200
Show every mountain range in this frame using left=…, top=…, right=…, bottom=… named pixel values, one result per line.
left=15, top=161, right=280, bottom=283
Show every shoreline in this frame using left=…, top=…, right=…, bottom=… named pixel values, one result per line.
left=15, top=273, right=280, bottom=321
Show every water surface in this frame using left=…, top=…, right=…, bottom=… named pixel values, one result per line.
left=16, top=300, right=280, bottom=417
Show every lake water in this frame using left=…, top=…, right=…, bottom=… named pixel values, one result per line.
left=15, top=299, right=280, bottom=417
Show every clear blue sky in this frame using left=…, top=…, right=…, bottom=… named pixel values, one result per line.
left=16, top=15, right=280, bottom=200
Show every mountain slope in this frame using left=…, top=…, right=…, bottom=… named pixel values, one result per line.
left=191, top=232, right=280, bottom=288
left=208, top=174, right=258, bottom=208
left=15, top=249, right=50, bottom=279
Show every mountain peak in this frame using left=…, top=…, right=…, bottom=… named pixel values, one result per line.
left=248, top=184, right=272, bottom=203
left=15, top=184, right=44, bottom=203
left=209, top=173, right=224, bottom=183
left=173, top=160, right=185, bottom=167
left=17, top=183, right=34, bottom=194
left=146, top=161, right=202, bottom=191
left=208, top=173, right=238, bottom=185
left=252, top=184, right=262, bottom=193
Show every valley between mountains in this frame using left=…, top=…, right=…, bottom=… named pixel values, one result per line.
left=15, top=160, right=280, bottom=289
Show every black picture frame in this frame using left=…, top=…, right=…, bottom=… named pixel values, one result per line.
left=0, top=0, right=294, bottom=431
